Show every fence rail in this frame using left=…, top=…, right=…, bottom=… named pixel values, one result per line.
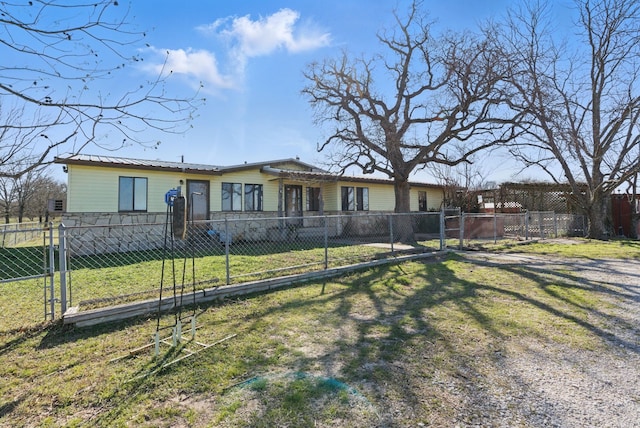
left=1, top=221, right=42, bottom=248
left=1, top=211, right=587, bottom=327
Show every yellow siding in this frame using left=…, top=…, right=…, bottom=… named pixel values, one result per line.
left=366, top=182, right=396, bottom=211
left=66, top=163, right=444, bottom=214
left=426, top=187, right=444, bottom=210
left=67, top=166, right=117, bottom=212
left=321, top=183, right=338, bottom=211
left=67, top=165, right=191, bottom=212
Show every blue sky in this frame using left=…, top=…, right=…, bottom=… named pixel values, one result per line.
left=73, top=0, right=567, bottom=184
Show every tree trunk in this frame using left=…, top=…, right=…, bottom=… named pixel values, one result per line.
left=631, top=212, right=640, bottom=239
left=586, top=195, right=610, bottom=239
left=393, top=178, right=415, bottom=243
left=394, top=179, right=411, bottom=213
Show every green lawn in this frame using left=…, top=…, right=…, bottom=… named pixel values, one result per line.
left=0, top=238, right=632, bottom=427
left=474, top=237, right=640, bottom=259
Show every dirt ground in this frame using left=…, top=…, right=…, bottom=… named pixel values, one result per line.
left=453, top=250, right=640, bottom=426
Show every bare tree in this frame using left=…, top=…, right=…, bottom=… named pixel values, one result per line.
left=24, top=173, right=66, bottom=222
left=0, top=0, right=203, bottom=179
left=302, top=1, right=515, bottom=241
left=13, top=167, right=47, bottom=223
left=623, top=169, right=639, bottom=238
left=431, top=151, right=496, bottom=212
left=0, top=176, right=16, bottom=223
left=498, top=0, right=640, bottom=238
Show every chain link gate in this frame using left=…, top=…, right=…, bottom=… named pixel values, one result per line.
left=0, top=222, right=67, bottom=324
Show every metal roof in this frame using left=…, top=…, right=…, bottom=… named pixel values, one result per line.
left=54, top=154, right=325, bottom=175
left=54, top=154, right=441, bottom=187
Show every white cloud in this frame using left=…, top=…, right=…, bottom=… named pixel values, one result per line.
left=147, top=9, right=331, bottom=93
left=219, top=9, right=331, bottom=58
left=144, top=47, right=236, bottom=92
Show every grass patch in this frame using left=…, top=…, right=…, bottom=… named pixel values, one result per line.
left=479, top=237, right=640, bottom=259
left=0, top=243, right=629, bottom=427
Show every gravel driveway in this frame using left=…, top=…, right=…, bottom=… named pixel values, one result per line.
left=455, top=251, right=640, bottom=427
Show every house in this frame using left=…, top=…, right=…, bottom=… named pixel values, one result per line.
left=53, top=154, right=444, bottom=253
left=54, top=154, right=444, bottom=222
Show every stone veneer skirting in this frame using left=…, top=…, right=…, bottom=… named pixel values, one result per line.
left=60, top=211, right=396, bottom=256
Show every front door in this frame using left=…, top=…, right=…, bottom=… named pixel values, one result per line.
left=186, top=180, right=210, bottom=221
left=285, top=185, right=303, bottom=225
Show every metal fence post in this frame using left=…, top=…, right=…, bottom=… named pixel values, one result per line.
left=459, top=213, right=465, bottom=250
left=388, top=214, right=394, bottom=254
left=553, top=212, right=558, bottom=238
left=58, top=223, right=68, bottom=315
left=48, top=222, right=55, bottom=320
left=323, top=215, right=328, bottom=269
left=539, top=211, right=545, bottom=239
left=439, top=208, right=445, bottom=250
left=525, top=212, right=529, bottom=240
left=493, top=210, right=498, bottom=244
left=224, top=218, right=230, bottom=285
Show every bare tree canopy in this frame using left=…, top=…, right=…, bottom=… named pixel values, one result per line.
left=498, top=0, right=640, bottom=238
left=302, top=1, right=515, bottom=220
left=0, top=0, right=203, bottom=179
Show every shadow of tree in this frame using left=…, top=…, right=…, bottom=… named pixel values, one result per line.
left=4, top=250, right=639, bottom=426
left=225, top=252, right=639, bottom=425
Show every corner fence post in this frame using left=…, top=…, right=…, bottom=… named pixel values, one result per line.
left=439, top=208, right=445, bottom=250
left=459, top=213, right=465, bottom=250
left=323, top=215, right=328, bottom=269
left=388, top=214, right=394, bottom=254
left=58, top=223, right=68, bottom=315
left=224, top=218, right=230, bottom=285
left=48, top=222, right=55, bottom=320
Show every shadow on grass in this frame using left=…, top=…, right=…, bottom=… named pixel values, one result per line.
left=217, top=252, right=640, bottom=425
left=0, top=321, right=55, bottom=357
left=5, top=250, right=638, bottom=426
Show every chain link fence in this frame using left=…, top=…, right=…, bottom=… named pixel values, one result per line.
left=1, top=222, right=59, bottom=330
left=448, top=211, right=587, bottom=249
left=1, top=210, right=589, bottom=328
left=60, top=212, right=444, bottom=311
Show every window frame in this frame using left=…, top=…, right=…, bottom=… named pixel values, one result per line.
left=306, top=187, right=321, bottom=211
left=118, top=176, right=148, bottom=212
left=418, top=190, right=428, bottom=212
left=222, top=182, right=242, bottom=212
left=341, top=186, right=369, bottom=211
left=244, top=184, right=263, bottom=212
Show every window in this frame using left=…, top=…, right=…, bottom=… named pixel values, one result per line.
left=222, top=182, right=242, bottom=211
left=306, top=187, right=321, bottom=211
left=118, top=177, right=147, bottom=212
left=341, top=186, right=368, bottom=211
left=418, top=191, right=428, bottom=212
left=244, top=184, right=263, bottom=211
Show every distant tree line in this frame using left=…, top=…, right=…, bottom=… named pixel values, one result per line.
left=0, top=170, right=66, bottom=224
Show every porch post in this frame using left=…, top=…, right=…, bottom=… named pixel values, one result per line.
left=278, top=178, right=284, bottom=218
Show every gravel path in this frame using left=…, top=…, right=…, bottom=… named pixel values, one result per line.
left=454, top=252, right=640, bottom=427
